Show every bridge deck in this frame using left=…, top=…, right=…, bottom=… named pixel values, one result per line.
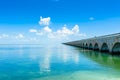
left=64, top=33, right=120, bottom=54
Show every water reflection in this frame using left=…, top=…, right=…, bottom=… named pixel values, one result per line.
left=73, top=53, right=79, bottom=64
left=76, top=48, right=120, bottom=71
left=39, top=47, right=51, bottom=73
left=0, top=44, right=120, bottom=80
left=59, top=45, right=80, bottom=64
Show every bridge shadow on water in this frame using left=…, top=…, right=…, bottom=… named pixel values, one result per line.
left=73, top=46, right=120, bottom=71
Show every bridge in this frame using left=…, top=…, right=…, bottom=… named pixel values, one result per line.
left=64, top=33, right=120, bottom=54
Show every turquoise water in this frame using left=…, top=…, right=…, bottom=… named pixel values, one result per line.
left=0, top=44, right=120, bottom=80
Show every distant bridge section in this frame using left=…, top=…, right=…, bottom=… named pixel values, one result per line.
left=64, top=33, right=120, bottom=53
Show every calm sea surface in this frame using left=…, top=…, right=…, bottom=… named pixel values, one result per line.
left=0, top=44, right=120, bottom=80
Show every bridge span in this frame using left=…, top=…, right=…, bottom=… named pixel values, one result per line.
left=64, top=33, right=120, bottom=53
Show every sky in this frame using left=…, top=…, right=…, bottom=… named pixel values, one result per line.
left=0, top=0, right=120, bottom=44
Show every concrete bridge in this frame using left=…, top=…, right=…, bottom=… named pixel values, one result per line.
left=64, top=33, right=120, bottom=53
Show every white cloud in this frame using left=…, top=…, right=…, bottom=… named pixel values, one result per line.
left=47, top=25, right=85, bottom=39
left=72, top=25, right=79, bottom=33
left=55, top=25, right=80, bottom=37
left=48, top=33, right=55, bottom=38
left=30, top=26, right=52, bottom=36
left=30, top=16, right=86, bottom=40
left=15, top=34, right=24, bottom=39
left=60, top=26, right=73, bottom=35
left=43, top=26, right=52, bottom=33
left=30, top=24, right=86, bottom=39
left=2, top=34, right=9, bottom=38
left=36, top=32, right=43, bottom=36
left=0, top=34, right=9, bottom=39
left=29, top=29, right=37, bottom=33
left=39, top=16, right=51, bottom=26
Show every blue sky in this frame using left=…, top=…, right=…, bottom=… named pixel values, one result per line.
left=0, top=0, right=120, bottom=44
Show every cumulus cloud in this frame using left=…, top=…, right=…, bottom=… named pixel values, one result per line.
left=36, top=32, right=43, bottom=36
left=48, top=33, right=55, bottom=38
left=39, top=16, right=51, bottom=26
left=0, top=34, right=9, bottom=39
left=43, top=26, right=52, bottom=33
left=30, top=16, right=86, bottom=40
left=29, top=29, right=37, bottom=33
left=48, top=25, right=86, bottom=39
left=58, top=25, right=73, bottom=35
left=72, top=25, right=79, bottom=33
left=15, top=34, right=24, bottom=39
left=55, top=25, right=80, bottom=36
left=30, top=24, right=86, bottom=39
left=2, top=34, right=9, bottom=38
left=32, top=26, right=52, bottom=35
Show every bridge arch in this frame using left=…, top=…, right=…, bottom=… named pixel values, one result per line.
left=112, top=42, right=120, bottom=53
left=85, top=43, right=88, bottom=49
left=101, top=43, right=109, bottom=52
left=82, top=43, right=84, bottom=48
left=89, top=43, right=93, bottom=49
left=83, top=43, right=84, bottom=46
left=80, top=43, right=83, bottom=48
left=80, top=43, right=82, bottom=47
left=94, top=43, right=99, bottom=50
